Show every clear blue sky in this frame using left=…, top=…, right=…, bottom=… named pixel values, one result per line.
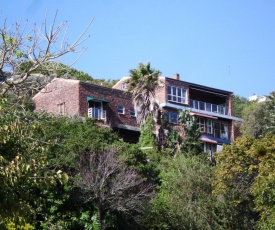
left=1, top=0, right=275, bottom=98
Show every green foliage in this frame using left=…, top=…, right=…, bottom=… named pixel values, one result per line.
left=6, top=220, right=34, bottom=230
left=79, top=211, right=101, bottom=230
left=233, top=94, right=249, bottom=118
left=77, top=148, right=156, bottom=229
left=0, top=98, right=123, bottom=228
left=149, top=154, right=220, bottom=229
left=250, top=134, right=275, bottom=229
left=179, top=109, right=202, bottom=155
left=263, top=91, right=275, bottom=135
left=127, top=62, right=161, bottom=125
left=241, top=91, right=275, bottom=138
left=241, top=101, right=266, bottom=138
left=213, top=135, right=275, bottom=229
left=17, top=61, right=118, bottom=87
left=119, top=143, right=160, bottom=184
left=139, top=116, right=156, bottom=148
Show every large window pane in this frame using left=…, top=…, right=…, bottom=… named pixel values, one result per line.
left=173, top=87, right=177, bottom=95
left=212, top=104, right=217, bottom=113
left=194, top=100, right=199, bottom=109
left=206, top=103, right=211, bottom=112
left=199, top=101, right=205, bottom=110
left=167, top=86, right=187, bottom=104
left=177, top=88, right=182, bottom=96
left=167, top=86, right=171, bottom=94
left=190, top=100, right=194, bottom=108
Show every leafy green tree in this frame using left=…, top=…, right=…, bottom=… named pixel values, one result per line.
left=178, top=109, right=202, bottom=155
left=139, top=116, right=156, bottom=148
left=212, top=136, right=275, bottom=229
left=148, top=154, right=221, bottom=229
left=250, top=134, right=275, bottom=229
left=263, top=91, right=275, bottom=135
left=127, top=63, right=161, bottom=125
left=241, top=91, right=275, bottom=138
left=241, top=101, right=266, bottom=138
left=232, top=94, right=249, bottom=118
left=0, top=109, right=69, bottom=228
left=0, top=99, right=123, bottom=229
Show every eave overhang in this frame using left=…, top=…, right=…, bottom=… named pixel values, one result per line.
left=159, top=102, right=243, bottom=122
left=201, top=134, right=231, bottom=144
left=87, top=96, right=109, bottom=103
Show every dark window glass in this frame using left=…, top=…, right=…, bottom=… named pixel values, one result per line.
left=167, top=86, right=171, bottom=94
left=118, top=105, right=124, bottom=114
left=199, top=101, right=205, bottom=110
left=172, top=87, right=176, bottom=95
left=130, top=107, right=135, bottom=117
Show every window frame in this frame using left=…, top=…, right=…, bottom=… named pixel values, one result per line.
left=57, top=102, right=65, bottom=115
left=197, top=117, right=205, bottom=132
left=122, top=82, right=128, bottom=90
left=130, top=107, right=136, bottom=117
left=206, top=119, right=213, bottom=134
left=166, top=111, right=179, bottom=124
left=167, top=85, right=187, bottom=104
left=117, top=105, right=125, bottom=115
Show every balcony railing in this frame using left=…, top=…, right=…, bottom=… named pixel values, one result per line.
left=190, top=99, right=229, bottom=115
left=88, top=108, right=106, bottom=120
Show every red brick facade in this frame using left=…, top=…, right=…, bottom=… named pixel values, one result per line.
left=33, top=76, right=242, bottom=148
left=33, top=78, right=138, bottom=129
left=33, top=78, right=81, bottom=116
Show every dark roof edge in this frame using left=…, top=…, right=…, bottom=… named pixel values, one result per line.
left=80, top=81, right=131, bottom=95
left=165, top=77, right=233, bottom=95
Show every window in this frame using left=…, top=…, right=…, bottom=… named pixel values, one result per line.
left=130, top=107, right=136, bottom=117
left=206, top=119, right=212, bottom=134
left=221, top=123, right=229, bottom=139
left=213, top=121, right=229, bottom=139
left=197, top=117, right=205, bottom=132
left=167, top=86, right=187, bottom=104
left=122, top=82, right=128, bottom=90
left=57, top=102, right=65, bottom=115
left=166, top=112, right=179, bottom=124
left=117, top=105, right=125, bottom=114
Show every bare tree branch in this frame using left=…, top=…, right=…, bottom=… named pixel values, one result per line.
left=0, top=12, right=93, bottom=95
left=77, top=148, right=156, bottom=228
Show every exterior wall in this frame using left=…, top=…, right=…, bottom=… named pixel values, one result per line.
left=165, top=77, right=189, bottom=105
left=79, top=82, right=138, bottom=128
left=33, top=78, right=80, bottom=116
left=112, top=76, right=130, bottom=91
left=33, top=76, right=240, bottom=147
left=156, top=76, right=237, bottom=146
left=155, top=76, right=167, bottom=105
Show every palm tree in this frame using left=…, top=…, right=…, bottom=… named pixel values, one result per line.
left=127, top=63, right=161, bottom=126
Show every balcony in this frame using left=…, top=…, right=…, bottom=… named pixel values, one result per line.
left=190, top=99, right=229, bottom=115
left=88, top=108, right=106, bottom=120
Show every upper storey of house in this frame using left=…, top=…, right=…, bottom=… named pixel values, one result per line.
left=33, top=75, right=242, bottom=145
left=112, top=73, right=242, bottom=122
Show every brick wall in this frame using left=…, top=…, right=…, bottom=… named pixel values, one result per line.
left=79, top=82, right=138, bottom=128
left=33, top=78, right=80, bottom=116
left=164, top=77, right=189, bottom=105
left=33, top=78, right=139, bottom=128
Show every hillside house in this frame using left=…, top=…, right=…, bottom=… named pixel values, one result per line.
left=33, top=74, right=242, bottom=152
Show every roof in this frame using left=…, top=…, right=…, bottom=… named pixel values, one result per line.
left=165, top=76, right=233, bottom=96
